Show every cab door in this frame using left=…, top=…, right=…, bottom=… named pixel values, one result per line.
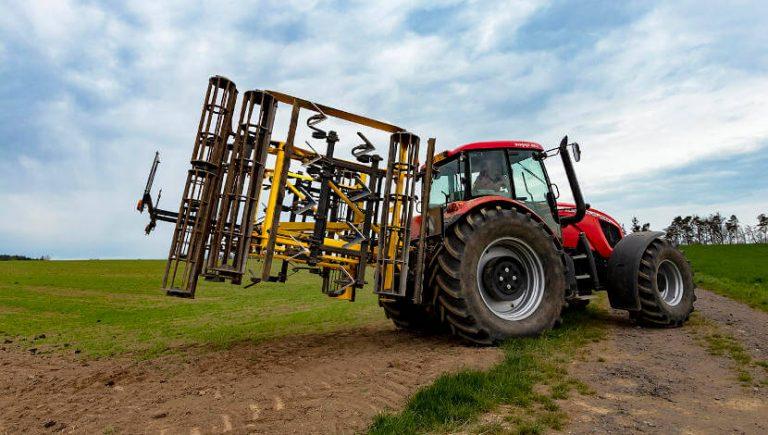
left=507, top=149, right=561, bottom=236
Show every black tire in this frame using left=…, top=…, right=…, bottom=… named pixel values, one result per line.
left=635, top=239, right=695, bottom=326
left=379, top=297, right=440, bottom=332
left=430, top=206, right=566, bottom=344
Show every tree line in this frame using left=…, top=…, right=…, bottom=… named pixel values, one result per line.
left=629, top=213, right=768, bottom=245
left=0, top=254, right=50, bottom=261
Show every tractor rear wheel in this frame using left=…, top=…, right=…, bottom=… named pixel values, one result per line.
left=430, top=206, right=566, bottom=344
left=634, top=239, right=695, bottom=326
left=379, top=296, right=440, bottom=332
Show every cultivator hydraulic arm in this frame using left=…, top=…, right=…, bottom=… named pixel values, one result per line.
left=138, top=76, right=435, bottom=300
left=136, top=151, right=178, bottom=234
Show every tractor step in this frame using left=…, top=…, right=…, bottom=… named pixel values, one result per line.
left=569, top=232, right=601, bottom=292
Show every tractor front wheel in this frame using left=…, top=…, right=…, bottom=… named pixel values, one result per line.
left=634, top=239, right=695, bottom=326
left=430, top=206, right=566, bottom=344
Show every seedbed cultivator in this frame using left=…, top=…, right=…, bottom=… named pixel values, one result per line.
left=138, top=76, right=696, bottom=344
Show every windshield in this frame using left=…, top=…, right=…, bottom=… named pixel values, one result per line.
left=429, top=157, right=464, bottom=207
left=508, top=150, right=558, bottom=232
left=427, top=150, right=559, bottom=234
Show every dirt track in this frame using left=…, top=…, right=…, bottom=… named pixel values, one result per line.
left=1, top=288, right=767, bottom=434
left=561, top=289, right=768, bottom=434
left=0, top=326, right=501, bottom=434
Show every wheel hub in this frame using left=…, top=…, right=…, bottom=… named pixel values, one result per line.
left=657, top=259, right=684, bottom=307
left=476, top=237, right=545, bottom=321
left=482, top=257, right=527, bottom=301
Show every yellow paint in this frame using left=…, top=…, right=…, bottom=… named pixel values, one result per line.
left=286, top=182, right=306, bottom=201
left=277, top=222, right=350, bottom=232
left=261, top=141, right=286, bottom=248
left=382, top=141, right=409, bottom=292
left=327, top=181, right=364, bottom=222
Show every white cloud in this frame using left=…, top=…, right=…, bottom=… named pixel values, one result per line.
left=536, top=4, right=768, bottom=186
left=1, top=1, right=766, bottom=257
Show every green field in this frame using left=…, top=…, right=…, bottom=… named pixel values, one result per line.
left=681, top=244, right=768, bottom=312
left=1, top=246, right=765, bottom=433
left=2, top=246, right=764, bottom=359
left=0, top=260, right=383, bottom=357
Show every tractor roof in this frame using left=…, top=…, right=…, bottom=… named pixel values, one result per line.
left=434, top=140, right=543, bottom=164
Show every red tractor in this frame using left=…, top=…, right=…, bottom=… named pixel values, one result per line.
left=383, top=137, right=696, bottom=343
left=138, top=77, right=696, bottom=345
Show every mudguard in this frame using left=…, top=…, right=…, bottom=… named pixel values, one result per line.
left=606, top=231, right=664, bottom=311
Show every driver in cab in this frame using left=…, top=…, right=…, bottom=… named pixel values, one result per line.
left=473, top=158, right=507, bottom=193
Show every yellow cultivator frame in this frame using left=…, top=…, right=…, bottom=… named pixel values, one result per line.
left=140, top=76, right=435, bottom=302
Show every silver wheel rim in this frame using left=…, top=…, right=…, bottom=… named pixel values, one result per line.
left=657, top=259, right=684, bottom=307
left=476, top=237, right=545, bottom=321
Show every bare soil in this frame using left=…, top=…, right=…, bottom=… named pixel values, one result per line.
left=560, top=289, right=768, bottom=434
left=0, top=326, right=501, bottom=434
left=2, top=288, right=766, bottom=434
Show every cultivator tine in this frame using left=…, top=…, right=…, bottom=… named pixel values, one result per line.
left=307, top=102, right=329, bottom=139
left=342, top=221, right=366, bottom=249
left=295, top=184, right=317, bottom=215
left=347, top=174, right=372, bottom=202
left=300, top=141, right=323, bottom=167
left=163, top=76, right=238, bottom=297
left=351, top=132, right=376, bottom=163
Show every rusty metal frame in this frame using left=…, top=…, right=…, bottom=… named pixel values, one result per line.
left=140, top=78, right=433, bottom=302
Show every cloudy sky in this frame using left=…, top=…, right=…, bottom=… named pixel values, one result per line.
left=1, top=0, right=767, bottom=259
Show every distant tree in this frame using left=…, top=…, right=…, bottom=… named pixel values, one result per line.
left=630, top=217, right=650, bottom=233
left=692, top=215, right=704, bottom=244
left=725, top=215, right=740, bottom=244
left=758, top=214, right=768, bottom=243
left=665, top=216, right=684, bottom=245
left=660, top=212, right=768, bottom=245
left=0, top=254, right=45, bottom=261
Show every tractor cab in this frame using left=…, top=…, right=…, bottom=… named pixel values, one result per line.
left=429, top=141, right=569, bottom=234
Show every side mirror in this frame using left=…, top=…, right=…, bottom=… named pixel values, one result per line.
left=570, top=143, right=581, bottom=162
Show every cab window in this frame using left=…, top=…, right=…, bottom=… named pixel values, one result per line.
left=468, top=150, right=512, bottom=198
left=508, top=150, right=559, bottom=233
left=429, top=157, right=464, bottom=207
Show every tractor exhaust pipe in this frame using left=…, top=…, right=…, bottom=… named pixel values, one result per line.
left=558, top=135, right=587, bottom=225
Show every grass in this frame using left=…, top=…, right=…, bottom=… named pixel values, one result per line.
left=689, top=314, right=768, bottom=387
left=0, top=260, right=384, bottom=358
left=369, top=306, right=606, bottom=435
left=681, top=244, right=768, bottom=312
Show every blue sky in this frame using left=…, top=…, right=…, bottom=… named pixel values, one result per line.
left=1, top=0, right=767, bottom=259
